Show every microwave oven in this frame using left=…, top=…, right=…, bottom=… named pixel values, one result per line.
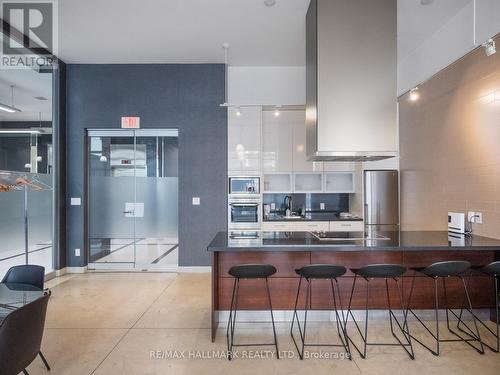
left=228, top=177, right=260, bottom=195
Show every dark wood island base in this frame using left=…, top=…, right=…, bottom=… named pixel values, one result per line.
left=208, top=231, right=500, bottom=342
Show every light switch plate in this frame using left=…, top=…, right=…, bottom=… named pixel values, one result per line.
left=70, top=197, right=81, bottom=206
left=75, top=248, right=81, bottom=257
left=320, top=203, right=325, bottom=210
left=270, top=203, right=276, bottom=210
left=192, top=197, right=201, bottom=206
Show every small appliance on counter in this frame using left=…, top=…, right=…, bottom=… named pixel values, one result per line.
left=448, top=212, right=466, bottom=234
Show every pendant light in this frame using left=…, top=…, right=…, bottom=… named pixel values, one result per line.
left=0, top=85, right=21, bottom=113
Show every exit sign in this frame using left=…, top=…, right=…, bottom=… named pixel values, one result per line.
left=121, top=117, right=140, bottom=129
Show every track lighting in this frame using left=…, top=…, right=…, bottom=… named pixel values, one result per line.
left=274, top=106, right=281, bottom=117
left=409, top=87, right=420, bottom=102
left=235, top=107, right=242, bottom=117
left=483, top=39, right=496, bottom=57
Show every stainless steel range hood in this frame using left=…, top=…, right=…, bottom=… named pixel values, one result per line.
left=306, top=0, right=398, bottom=162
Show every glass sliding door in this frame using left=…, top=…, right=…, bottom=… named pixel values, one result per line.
left=88, top=130, right=136, bottom=268
left=87, top=129, right=178, bottom=271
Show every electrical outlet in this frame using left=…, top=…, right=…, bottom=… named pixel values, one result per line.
left=75, top=248, right=81, bottom=257
left=468, top=211, right=483, bottom=224
left=320, top=203, right=325, bottom=210
left=192, top=197, right=200, bottom=206
left=270, top=203, right=276, bottom=210
left=475, top=212, right=483, bottom=224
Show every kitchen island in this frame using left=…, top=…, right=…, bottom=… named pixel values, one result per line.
left=207, top=231, right=500, bottom=341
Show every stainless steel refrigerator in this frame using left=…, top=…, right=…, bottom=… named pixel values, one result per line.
left=364, top=170, right=399, bottom=231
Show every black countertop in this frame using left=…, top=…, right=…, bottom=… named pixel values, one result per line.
left=207, top=231, right=500, bottom=252
left=263, top=212, right=363, bottom=222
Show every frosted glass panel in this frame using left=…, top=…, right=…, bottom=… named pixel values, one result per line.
left=0, top=189, right=25, bottom=261
left=27, top=173, right=53, bottom=272
left=294, top=173, right=323, bottom=192
left=263, top=174, right=292, bottom=192
left=325, top=172, right=355, bottom=193
left=135, top=177, right=178, bottom=238
left=0, top=172, right=53, bottom=278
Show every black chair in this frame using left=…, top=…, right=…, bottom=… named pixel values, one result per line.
left=406, top=261, right=484, bottom=355
left=291, top=264, right=351, bottom=359
left=1, top=265, right=50, bottom=369
left=2, top=265, right=45, bottom=290
left=345, top=264, right=414, bottom=359
left=226, top=264, right=279, bottom=360
left=456, top=261, right=500, bottom=352
left=0, top=291, right=51, bottom=375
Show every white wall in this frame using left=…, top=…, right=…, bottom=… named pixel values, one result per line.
left=398, top=0, right=500, bottom=95
left=228, top=66, right=305, bottom=105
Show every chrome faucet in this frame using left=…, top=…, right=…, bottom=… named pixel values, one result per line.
left=284, top=195, right=292, bottom=217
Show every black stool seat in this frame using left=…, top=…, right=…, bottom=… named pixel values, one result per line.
left=480, top=261, right=500, bottom=276
left=414, top=261, right=471, bottom=278
left=351, top=264, right=406, bottom=278
left=228, top=264, right=277, bottom=279
left=295, top=264, right=346, bottom=279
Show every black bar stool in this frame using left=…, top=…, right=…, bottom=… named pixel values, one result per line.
left=226, top=264, right=279, bottom=360
left=290, top=264, right=351, bottom=360
left=406, top=260, right=485, bottom=355
left=345, top=264, right=414, bottom=359
left=457, top=261, right=500, bottom=352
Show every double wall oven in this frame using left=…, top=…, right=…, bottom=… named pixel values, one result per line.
left=228, top=177, right=261, bottom=231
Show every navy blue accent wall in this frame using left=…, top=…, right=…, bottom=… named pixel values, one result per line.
left=66, top=64, right=227, bottom=267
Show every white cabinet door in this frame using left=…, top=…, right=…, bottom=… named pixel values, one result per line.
left=324, top=172, right=355, bottom=193
left=228, top=106, right=261, bottom=173
left=261, top=222, right=294, bottom=232
left=262, top=110, right=293, bottom=172
left=329, top=221, right=364, bottom=232
left=292, top=111, right=323, bottom=172
left=293, top=221, right=329, bottom=232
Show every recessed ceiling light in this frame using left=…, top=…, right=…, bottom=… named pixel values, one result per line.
left=264, top=0, right=276, bottom=7
left=34, top=96, right=48, bottom=101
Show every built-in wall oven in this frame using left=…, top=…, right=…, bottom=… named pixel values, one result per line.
left=228, top=196, right=261, bottom=230
left=228, top=176, right=261, bottom=230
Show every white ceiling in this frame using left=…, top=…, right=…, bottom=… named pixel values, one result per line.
left=397, top=0, right=472, bottom=61
left=58, top=0, right=475, bottom=65
left=0, top=0, right=475, bottom=121
left=58, top=0, right=309, bottom=65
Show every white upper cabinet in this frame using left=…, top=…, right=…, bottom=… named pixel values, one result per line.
left=228, top=106, right=261, bottom=174
left=262, top=110, right=293, bottom=172
left=292, top=111, right=323, bottom=172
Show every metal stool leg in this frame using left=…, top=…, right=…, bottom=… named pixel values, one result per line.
left=345, top=275, right=367, bottom=359
left=265, top=277, right=280, bottom=359
left=460, top=276, right=485, bottom=354
left=457, top=274, right=499, bottom=353
left=406, top=274, right=441, bottom=356
left=331, top=278, right=352, bottom=359
left=38, top=351, right=51, bottom=370
left=226, top=277, right=239, bottom=360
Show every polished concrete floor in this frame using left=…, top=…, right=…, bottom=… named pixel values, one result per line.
left=23, top=272, right=500, bottom=374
